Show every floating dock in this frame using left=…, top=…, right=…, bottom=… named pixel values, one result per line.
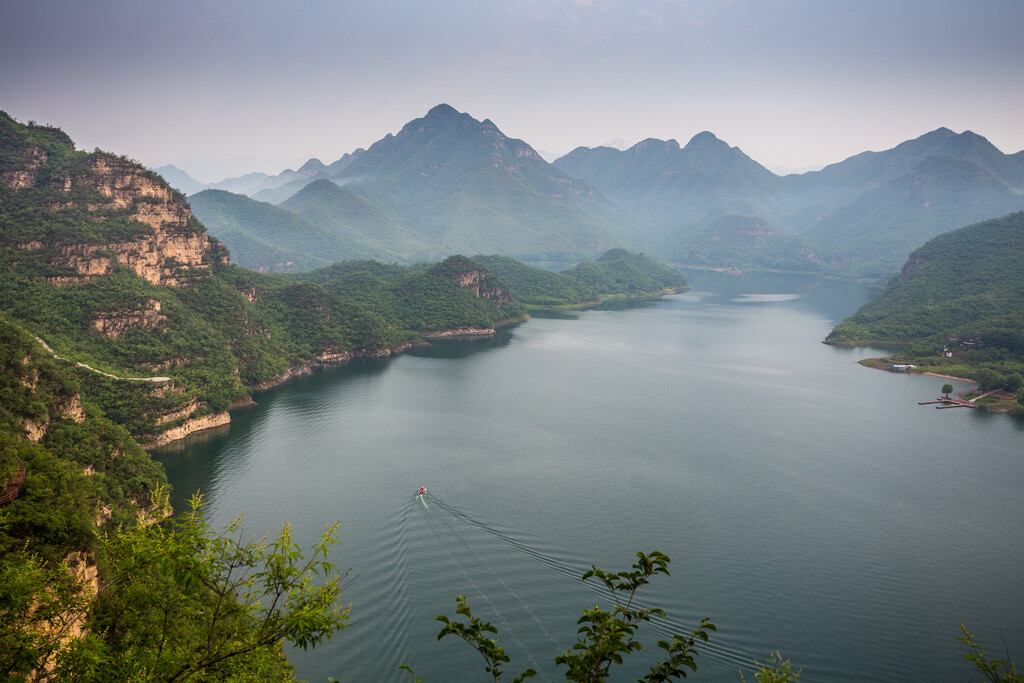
left=918, top=397, right=977, bottom=409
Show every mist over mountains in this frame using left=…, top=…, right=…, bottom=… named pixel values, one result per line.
left=170, top=104, right=1024, bottom=279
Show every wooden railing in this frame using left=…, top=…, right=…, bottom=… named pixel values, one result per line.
left=0, top=463, right=27, bottom=506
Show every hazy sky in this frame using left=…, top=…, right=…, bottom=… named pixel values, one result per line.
left=3, top=0, right=1022, bottom=180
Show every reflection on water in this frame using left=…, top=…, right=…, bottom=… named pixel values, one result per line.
left=682, top=269, right=873, bottom=325
left=409, top=326, right=518, bottom=359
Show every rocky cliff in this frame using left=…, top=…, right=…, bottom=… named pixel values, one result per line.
left=434, top=255, right=514, bottom=308
left=452, top=267, right=513, bottom=307
left=1, top=113, right=225, bottom=288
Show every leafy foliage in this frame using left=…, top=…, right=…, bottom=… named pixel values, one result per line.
left=0, top=551, right=94, bottom=678
left=0, top=311, right=348, bottom=681
left=54, top=494, right=349, bottom=681
left=435, top=596, right=537, bottom=683
left=959, top=624, right=1024, bottom=683
left=0, top=317, right=167, bottom=678
left=739, top=652, right=802, bottom=683
left=420, top=551, right=716, bottom=683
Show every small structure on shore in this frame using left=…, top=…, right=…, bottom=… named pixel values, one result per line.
left=889, top=364, right=917, bottom=372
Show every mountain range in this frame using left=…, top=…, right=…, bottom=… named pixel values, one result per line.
left=555, top=127, right=1024, bottom=278
left=167, top=105, right=1024, bottom=280
left=183, top=105, right=636, bottom=270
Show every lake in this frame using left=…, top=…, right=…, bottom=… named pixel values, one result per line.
left=154, top=270, right=1024, bottom=682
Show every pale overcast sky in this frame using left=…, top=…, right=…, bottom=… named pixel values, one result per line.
left=3, top=0, right=1022, bottom=180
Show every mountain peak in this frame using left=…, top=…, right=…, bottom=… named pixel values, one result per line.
left=690, top=130, right=723, bottom=143
left=683, top=131, right=731, bottom=154
left=425, top=103, right=460, bottom=120
left=922, top=126, right=956, bottom=138
left=894, top=127, right=1011, bottom=170
left=298, top=158, right=326, bottom=175
left=397, top=104, right=476, bottom=139
left=630, top=138, right=680, bottom=154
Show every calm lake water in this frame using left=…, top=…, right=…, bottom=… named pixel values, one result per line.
left=154, top=271, right=1024, bottom=682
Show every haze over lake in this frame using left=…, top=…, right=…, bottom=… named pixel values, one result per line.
left=155, top=271, right=1024, bottom=682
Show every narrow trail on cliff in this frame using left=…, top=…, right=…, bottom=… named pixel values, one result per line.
left=33, top=335, right=170, bottom=382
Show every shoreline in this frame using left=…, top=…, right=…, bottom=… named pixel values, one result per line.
left=858, top=358, right=978, bottom=386
left=146, top=318, right=529, bottom=448
left=858, top=358, right=1023, bottom=414
left=921, top=370, right=978, bottom=384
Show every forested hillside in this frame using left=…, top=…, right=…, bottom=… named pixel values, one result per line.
left=559, top=248, right=688, bottom=296
left=470, top=254, right=602, bottom=306
left=826, top=212, right=1024, bottom=355
left=186, top=189, right=342, bottom=271
left=0, top=111, right=527, bottom=446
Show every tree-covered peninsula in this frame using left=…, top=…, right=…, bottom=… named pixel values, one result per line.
left=826, top=212, right=1024, bottom=408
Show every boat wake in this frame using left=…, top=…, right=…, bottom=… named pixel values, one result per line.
left=404, top=492, right=760, bottom=674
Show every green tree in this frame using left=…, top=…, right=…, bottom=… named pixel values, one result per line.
left=959, top=623, right=1024, bottom=683
left=420, top=551, right=716, bottom=683
left=942, top=383, right=954, bottom=397
left=54, top=493, right=350, bottom=681
left=1003, top=373, right=1024, bottom=394
left=974, top=368, right=1003, bottom=392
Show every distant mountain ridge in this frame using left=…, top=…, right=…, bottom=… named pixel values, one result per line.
left=190, top=104, right=641, bottom=270
left=555, top=126, right=1024, bottom=278
left=176, top=104, right=1024, bottom=279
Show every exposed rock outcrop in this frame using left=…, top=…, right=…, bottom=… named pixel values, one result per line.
left=434, top=256, right=514, bottom=308
left=91, top=299, right=167, bottom=338
left=421, top=326, right=496, bottom=338
left=20, top=393, right=86, bottom=443
left=0, top=143, right=46, bottom=189
left=142, top=411, right=231, bottom=448
left=452, top=269, right=512, bottom=307
left=7, top=146, right=225, bottom=287
left=28, top=551, right=99, bottom=682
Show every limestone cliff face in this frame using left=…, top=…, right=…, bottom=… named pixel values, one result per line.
left=21, top=393, right=85, bottom=443
left=142, top=411, right=230, bottom=448
left=0, top=143, right=47, bottom=189
left=91, top=298, right=167, bottom=338
left=18, top=352, right=86, bottom=442
left=5, top=151, right=226, bottom=287
left=443, top=261, right=513, bottom=308
left=454, top=269, right=512, bottom=307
